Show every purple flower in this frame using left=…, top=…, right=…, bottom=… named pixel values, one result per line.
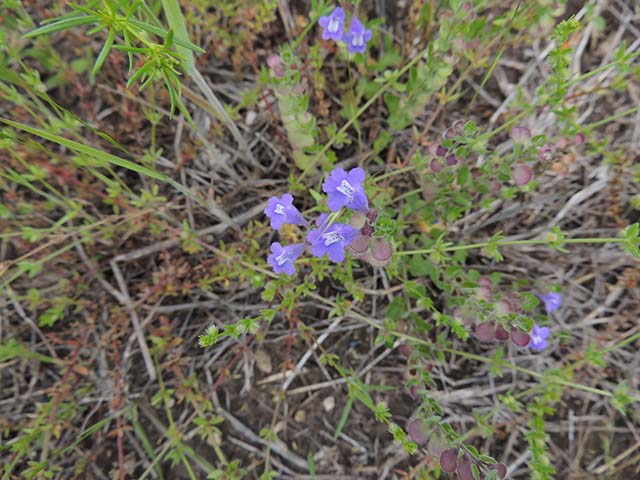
left=264, top=194, right=306, bottom=230
left=307, top=214, right=359, bottom=262
left=267, top=242, right=305, bottom=275
left=537, top=292, right=562, bottom=313
left=343, top=17, right=372, bottom=54
left=528, top=324, right=551, bottom=351
left=318, top=7, right=345, bottom=42
left=322, top=167, right=369, bottom=212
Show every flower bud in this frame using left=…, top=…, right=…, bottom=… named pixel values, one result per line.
left=511, top=126, right=531, bottom=144
left=573, top=132, right=585, bottom=145
left=510, top=327, right=530, bottom=347
left=495, top=299, right=513, bottom=316
left=476, top=284, right=492, bottom=302
left=349, top=212, right=367, bottom=229
left=538, top=143, right=553, bottom=162
left=430, top=158, right=443, bottom=173
left=348, top=234, right=370, bottom=259
left=267, top=54, right=284, bottom=78
left=368, top=238, right=394, bottom=267
left=512, top=164, right=533, bottom=186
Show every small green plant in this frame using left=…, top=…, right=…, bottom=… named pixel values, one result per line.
left=2, top=0, right=640, bottom=479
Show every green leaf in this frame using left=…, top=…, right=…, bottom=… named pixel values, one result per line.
left=91, top=28, right=116, bottom=76
left=0, top=118, right=235, bottom=225
left=160, top=0, right=194, bottom=71
left=334, top=397, right=353, bottom=439
left=23, top=16, right=97, bottom=38
left=39, top=306, right=64, bottom=327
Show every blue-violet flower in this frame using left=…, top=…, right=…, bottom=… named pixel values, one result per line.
left=528, top=324, right=550, bottom=351
left=322, top=167, right=369, bottom=212
left=264, top=193, right=306, bottom=230
left=307, top=213, right=359, bottom=262
left=343, top=17, right=372, bottom=54
left=267, top=242, right=305, bottom=276
left=537, top=292, right=562, bottom=313
left=318, top=7, right=346, bottom=42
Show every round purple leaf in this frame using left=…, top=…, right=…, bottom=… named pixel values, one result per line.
left=440, top=448, right=459, bottom=473
left=406, top=418, right=429, bottom=445
left=457, top=458, right=474, bottom=480
left=512, top=164, right=533, bottom=186
left=475, top=322, right=496, bottom=341
left=495, top=326, right=509, bottom=341
left=510, top=327, right=531, bottom=347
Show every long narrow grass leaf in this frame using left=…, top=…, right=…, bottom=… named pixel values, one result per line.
left=0, top=118, right=235, bottom=227
left=160, top=0, right=194, bottom=71
left=23, top=16, right=96, bottom=38
left=91, top=28, right=115, bottom=76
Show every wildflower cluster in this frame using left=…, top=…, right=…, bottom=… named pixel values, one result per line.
left=439, top=448, right=507, bottom=480
left=471, top=277, right=563, bottom=352
left=318, top=6, right=372, bottom=54
left=264, top=167, right=393, bottom=275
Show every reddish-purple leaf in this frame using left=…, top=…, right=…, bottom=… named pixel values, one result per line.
left=511, top=126, right=531, bottom=144
left=430, top=158, right=444, bottom=173
left=495, top=326, right=509, bottom=341
left=457, top=458, right=474, bottom=480
left=489, top=463, right=507, bottom=479
left=512, top=164, right=533, bottom=186
left=440, top=448, right=459, bottom=473
left=510, top=327, right=530, bottom=347
left=399, top=344, right=412, bottom=358
left=477, top=285, right=492, bottom=301
left=495, top=299, right=513, bottom=316
left=406, top=418, right=429, bottom=445
left=475, top=322, right=496, bottom=341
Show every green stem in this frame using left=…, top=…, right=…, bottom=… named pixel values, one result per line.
left=585, top=105, right=640, bottom=130
left=396, top=236, right=626, bottom=256
left=604, top=329, right=640, bottom=354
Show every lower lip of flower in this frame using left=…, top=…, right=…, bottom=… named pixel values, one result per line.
left=322, top=231, right=344, bottom=246
left=336, top=180, right=355, bottom=200
left=275, top=253, right=288, bottom=266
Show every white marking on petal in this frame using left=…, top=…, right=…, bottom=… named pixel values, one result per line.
left=322, top=231, right=344, bottom=246
left=328, top=18, right=339, bottom=33
left=353, top=34, right=364, bottom=47
left=336, top=179, right=355, bottom=200
left=531, top=334, right=541, bottom=344
left=274, top=204, right=285, bottom=215
left=275, top=252, right=288, bottom=266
